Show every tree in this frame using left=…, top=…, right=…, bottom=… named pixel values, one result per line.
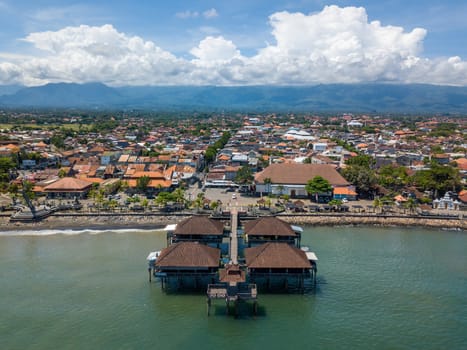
left=0, top=156, right=16, bottom=183
left=192, top=192, right=205, bottom=211
left=235, top=165, right=253, bottom=184
left=345, top=155, right=375, bottom=168
left=210, top=200, right=219, bottom=211
left=50, top=135, right=65, bottom=149
left=58, top=169, right=67, bottom=178
left=404, top=197, right=418, bottom=215
left=378, top=165, right=409, bottom=192
left=276, top=184, right=285, bottom=197
left=155, top=191, right=172, bottom=207
left=22, top=180, right=35, bottom=201
left=305, top=176, right=333, bottom=202
left=373, top=197, right=383, bottom=213
left=263, top=177, right=272, bottom=196
left=341, top=165, right=377, bottom=199
left=411, top=162, right=461, bottom=198
left=171, top=187, right=186, bottom=205
left=136, top=175, right=151, bottom=193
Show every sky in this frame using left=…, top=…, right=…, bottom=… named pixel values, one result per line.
left=1, top=0, right=467, bottom=87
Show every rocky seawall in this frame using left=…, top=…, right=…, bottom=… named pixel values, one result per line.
left=0, top=212, right=465, bottom=231
left=279, top=214, right=467, bottom=230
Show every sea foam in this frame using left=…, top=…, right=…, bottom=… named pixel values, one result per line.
left=0, top=228, right=163, bottom=236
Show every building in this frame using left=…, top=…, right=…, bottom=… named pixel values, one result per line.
left=168, top=215, right=225, bottom=247
left=42, top=177, right=93, bottom=199
left=244, top=242, right=316, bottom=292
left=254, top=163, right=349, bottom=198
left=153, top=242, right=221, bottom=291
left=243, top=216, right=301, bottom=247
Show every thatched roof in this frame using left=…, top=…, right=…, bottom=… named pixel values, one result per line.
left=155, top=242, right=220, bottom=268
left=174, top=215, right=224, bottom=236
left=245, top=243, right=311, bottom=269
left=255, top=163, right=348, bottom=186
left=244, top=216, right=296, bottom=237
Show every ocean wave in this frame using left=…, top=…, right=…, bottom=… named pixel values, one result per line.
left=0, top=228, right=164, bottom=236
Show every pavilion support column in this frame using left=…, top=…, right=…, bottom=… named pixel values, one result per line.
left=148, top=267, right=152, bottom=282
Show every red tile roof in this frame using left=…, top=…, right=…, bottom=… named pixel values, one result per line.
left=43, top=177, right=92, bottom=191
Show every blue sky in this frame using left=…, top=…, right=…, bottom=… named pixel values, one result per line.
left=1, top=0, right=467, bottom=86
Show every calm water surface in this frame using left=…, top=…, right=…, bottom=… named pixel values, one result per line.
left=1, top=226, right=466, bottom=350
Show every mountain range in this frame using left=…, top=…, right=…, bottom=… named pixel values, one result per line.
left=1, top=82, right=467, bottom=113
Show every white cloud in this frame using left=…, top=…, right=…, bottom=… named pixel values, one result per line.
left=1, top=5, right=467, bottom=86
left=175, top=10, right=199, bottom=19
left=17, top=24, right=190, bottom=86
left=190, top=36, right=239, bottom=62
left=203, top=8, right=218, bottom=19
left=0, top=62, right=22, bottom=84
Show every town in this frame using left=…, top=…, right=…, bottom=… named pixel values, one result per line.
left=0, top=110, right=466, bottom=221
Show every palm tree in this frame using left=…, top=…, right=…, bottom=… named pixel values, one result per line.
left=404, top=197, right=418, bottom=215
left=277, top=184, right=285, bottom=197
left=192, top=193, right=205, bottom=212
left=263, top=177, right=272, bottom=196
left=172, top=187, right=185, bottom=205
left=373, top=197, right=383, bottom=214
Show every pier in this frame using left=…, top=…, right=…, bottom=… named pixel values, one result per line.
left=207, top=208, right=258, bottom=317
left=148, top=209, right=318, bottom=318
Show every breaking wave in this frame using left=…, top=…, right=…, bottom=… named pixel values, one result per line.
left=0, top=228, right=164, bottom=236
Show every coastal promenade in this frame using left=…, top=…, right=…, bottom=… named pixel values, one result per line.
left=1, top=209, right=466, bottom=231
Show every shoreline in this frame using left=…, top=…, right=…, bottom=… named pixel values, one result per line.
left=1, top=212, right=466, bottom=232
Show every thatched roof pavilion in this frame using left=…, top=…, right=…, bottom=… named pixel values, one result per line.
left=155, top=242, right=220, bottom=269
left=243, top=216, right=300, bottom=247
left=170, top=215, right=225, bottom=246
left=245, top=243, right=311, bottom=270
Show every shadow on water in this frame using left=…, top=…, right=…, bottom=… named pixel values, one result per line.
left=210, top=301, right=267, bottom=319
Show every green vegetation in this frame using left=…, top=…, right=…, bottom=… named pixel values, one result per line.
left=235, top=165, right=253, bottom=184
left=411, top=162, right=461, bottom=197
left=305, top=176, right=333, bottom=202
left=204, top=131, right=232, bottom=165
left=341, top=155, right=377, bottom=198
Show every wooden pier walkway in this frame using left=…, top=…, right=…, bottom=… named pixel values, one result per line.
left=206, top=206, right=258, bottom=317
left=229, top=208, right=238, bottom=265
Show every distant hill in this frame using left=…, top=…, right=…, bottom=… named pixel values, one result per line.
left=0, top=82, right=121, bottom=108
left=1, top=82, right=467, bottom=113
left=0, top=85, right=22, bottom=96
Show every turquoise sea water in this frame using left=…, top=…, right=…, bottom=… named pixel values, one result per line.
left=1, top=226, right=466, bottom=350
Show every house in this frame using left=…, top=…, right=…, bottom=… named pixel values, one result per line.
left=254, top=163, right=349, bottom=198
left=126, top=170, right=172, bottom=194
left=333, top=187, right=358, bottom=201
